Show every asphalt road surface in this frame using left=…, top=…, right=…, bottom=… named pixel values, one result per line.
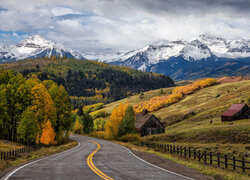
left=3, top=135, right=194, bottom=180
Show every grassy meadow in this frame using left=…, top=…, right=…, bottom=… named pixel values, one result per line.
left=97, top=79, right=250, bottom=177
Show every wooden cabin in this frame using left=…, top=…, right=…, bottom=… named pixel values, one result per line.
left=221, top=104, right=250, bottom=121
left=135, top=110, right=165, bottom=136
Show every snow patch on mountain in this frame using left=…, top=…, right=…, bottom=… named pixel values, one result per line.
left=0, top=35, right=84, bottom=62
left=180, top=40, right=212, bottom=61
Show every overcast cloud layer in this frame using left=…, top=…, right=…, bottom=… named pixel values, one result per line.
left=0, top=0, right=250, bottom=53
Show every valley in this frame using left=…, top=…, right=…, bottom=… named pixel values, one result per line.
left=1, top=1, right=250, bottom=180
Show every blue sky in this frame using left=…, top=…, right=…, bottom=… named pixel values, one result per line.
left=0, top=0, right=250, bottom=53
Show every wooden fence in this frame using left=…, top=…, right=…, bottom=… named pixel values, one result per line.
left=141, top=142, right=250, bottom=174
left=0, top=145, right=40, bottom=161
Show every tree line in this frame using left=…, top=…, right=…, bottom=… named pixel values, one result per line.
left=2, top=58, right=175, bottom=108
left=0, top=70, right=72, bottom=145
left=134, top=78, right=217, bottom=113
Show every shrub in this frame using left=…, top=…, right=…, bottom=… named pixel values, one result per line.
left=90, top=110, right=108, bottom=119
left=83, top=103, right=104, bottom=113
left=94, top=117, right=106, bottom=131
left=119, top=134, right=141, bottom=142
left=215, top=94, right=220, bottom=98
left=89, top=131, right=105, bottom=139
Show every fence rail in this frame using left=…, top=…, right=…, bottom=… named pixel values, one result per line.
left=141, top=142, right=250, bottom=174
left=0, top=145, right=40, bottom=161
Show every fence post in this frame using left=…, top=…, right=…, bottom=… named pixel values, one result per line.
left=210, top=152, right=212, bottom=165
left=194, top=149, right=196, bottom=159
left=164, top=144, right=166, bottom=152
left=173, top=144, right=175, bottom=153
left=0, top=151, right=2, bottom=160
left=180, top=146, right=182, bottom=156
left=198, top=150, right=201, bottom=161
left=233, top=156, right=236, bottom=171
left=170, top=145, right=172, bottom=153
left=217, top=153, right=220, bottom=167
left=204, top=151, right=207, bottom=164
left=177, top=146, right=179, bottom=155
left=189, top=147, right=191, bottom=158
left=167, top=144, right=169, bottom=151
left=184, top=147, right=187, bottom=157
left=242, top=157, right=245, bottom=173
left=4, top=151, right=6, bottom=160
left=225, top=155, right=228, bottom=169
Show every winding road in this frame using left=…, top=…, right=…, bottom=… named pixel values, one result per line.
left=2, top=135, right=194, bottom=180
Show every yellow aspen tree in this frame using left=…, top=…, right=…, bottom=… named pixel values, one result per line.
left=31, top=83, right=56, bottom=141
left=74, top=119, right=83, bottom=134
left=105, top=103, right=128, bottom=139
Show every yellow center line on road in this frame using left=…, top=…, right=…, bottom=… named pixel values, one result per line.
left=77, top=136, right=114, bottom=180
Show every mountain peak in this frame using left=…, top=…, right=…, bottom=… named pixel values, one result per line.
left=0, top=35, right=84, bottom=62
left=151, top=40, right=169, bottom=46
left=19, top=35, right=51, bottom=46
left=199, top=33, right=218, bottom=39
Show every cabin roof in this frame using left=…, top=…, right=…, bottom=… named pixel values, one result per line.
left=221, top=104, right=247, bottom=117
left=135, top=114, right=154, bottom=129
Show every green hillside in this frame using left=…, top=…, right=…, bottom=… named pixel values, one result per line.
left=0, top=58, right=174, bottom=108
left=101, top=80, right=250, bottom=157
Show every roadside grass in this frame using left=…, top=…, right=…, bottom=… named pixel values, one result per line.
left=0, top=140, right=25, bottom=151
left=0, top=139, right=78, bottom=173
left=114, top=141, right=250, bottom=180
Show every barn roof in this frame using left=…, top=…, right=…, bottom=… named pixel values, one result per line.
left=135, top=114, right=153, bottom=129
left=221, top=104, right=247, bottom=117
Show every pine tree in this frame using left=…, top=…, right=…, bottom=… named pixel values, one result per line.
left=82, top=113, right=93, bottom=134
left=117, top=105, right=136, bottom=137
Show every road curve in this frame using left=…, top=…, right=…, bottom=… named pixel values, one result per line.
left=2, top=135, right=193, bottom=180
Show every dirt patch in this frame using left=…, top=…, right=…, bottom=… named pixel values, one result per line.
left=131, top=149, right=213, bottom=180
left=217, top=76, right=250, bottom=84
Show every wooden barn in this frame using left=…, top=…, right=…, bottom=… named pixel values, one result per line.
left=135, top=110, right=165, bottom=136
left=221, top=104, right=250, bottom=121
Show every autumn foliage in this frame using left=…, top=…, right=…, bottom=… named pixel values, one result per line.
left=134, top=78, right=217, bottom=113
left=40, top=121, right=56, bottom=145
left=0, top=70, right=72, bottom=145
left=105, top=103, right=128, bottom=139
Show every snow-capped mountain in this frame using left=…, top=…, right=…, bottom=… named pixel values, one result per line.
left=197, top=33, right=250, bottom=58
left=180, top=40, right=212, bottom=61
left=94, top=33, right=250, bottom=80
left=0, top=35, right=84, bottom=63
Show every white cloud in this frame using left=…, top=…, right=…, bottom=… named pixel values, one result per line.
left=51, top=7, right=81, bottom=16
left=0, top=0, right=250, bottom=53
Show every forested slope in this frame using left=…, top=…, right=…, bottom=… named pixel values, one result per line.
left=0, top=58, right=175, bottom=108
